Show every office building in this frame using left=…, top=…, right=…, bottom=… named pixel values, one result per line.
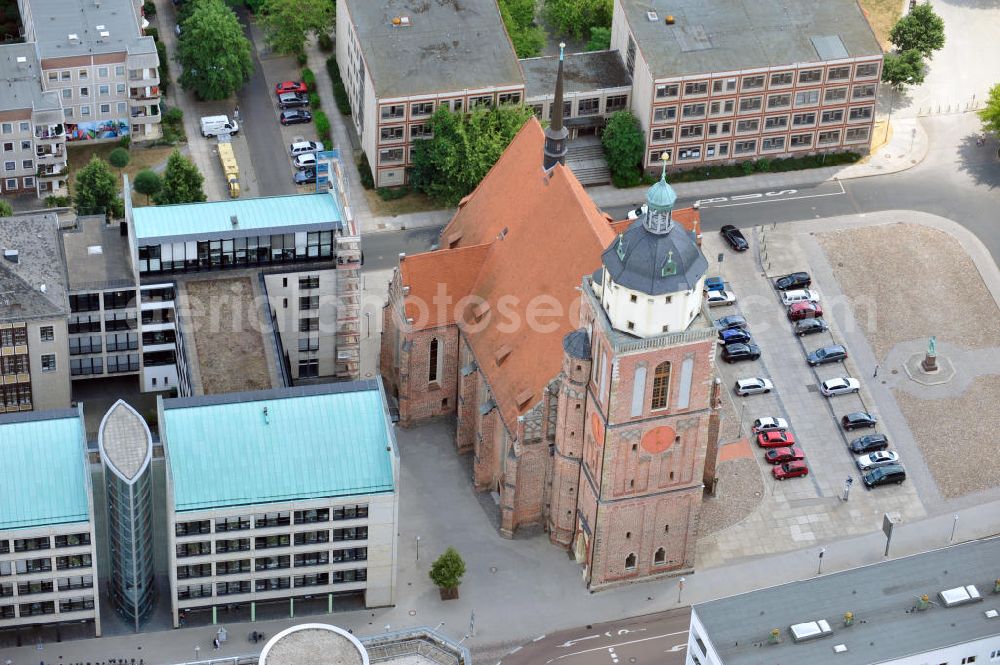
left=161, top=381, right=399, bottom=627
left=0, top=407, right=101, bottom=637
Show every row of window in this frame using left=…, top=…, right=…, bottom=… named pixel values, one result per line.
left=652, top=63, right=879, bottom=102
left=138, top=232, right=335, bottom=275
left=652, top=86, right=875, bottom=125
left=177, top=568, right=368, bottom=599
left=0, top=384, right=32, bottom=410
left=2, top=159, right=33, bottom=172
left=0, top=327, right=28, bottom=347
left=529, top=95, right=628, bottom=124
left=69, top=333, right=140, bottom=355
left=379, top=92, right=522, bottom=122
left=69, top=291, right=135, bottom=313
left=0, top=575, right=92, bottom=598
left=0, top=554, right=92, bottom=576
left=0, top=354, right=28, bottom=375
left=648, top=126, right=871, bottom=165
left=177, top=531, right=367, bottom=557
left=1, top=140, right=34, bottom=153
left=177, top=507, right=370, bottom=536
left=1, top=176, right=36, bottom=192
left=652, top=107, right=873, bottom=143
left=69, top=313, right=135, bottom=333
left=0, top=534, right=90, bottom=553
left=45, top=66, right=126, bottom=83
left=0, top=596, right=95, bottom=618
left=178, top=549, right=368, bottom=577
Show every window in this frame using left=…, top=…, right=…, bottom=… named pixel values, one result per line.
left=709, top=99, right=734, bottom=116
left=578, top=98, right=600, bottom=116
left=18, top=122, right=28, bottom=133
left=655, top=83, right=679, bottom=99
left=4, top=178, right=15, bottom=189
left=763, top=115, right=788, bottom=131
left=738, top=96, right=762, bottom=113
left=606, top=95, right=627, bottom=113
left=849, top=106, right=874, bottom=121
left=61, top=70, right=71, bottom=81
left=20, top=159, right=32, bottom=170
left=175, top=519, right=211, bottom=536
left=761, top=136, right=785, bottom=151
left=625, top=36, right=636, bottom=76
left=54, top=533, right=89, bottom=548
left=990, top=649, right=1000, bottom=661
left=653, top=106, right=677, bottom=122
left=332, top=504, right=368, bottom=520
left=80, top=105, right=91, bottom=116
left=824, top=87, right=848, bottom=103
left=651, top=361, right=671, bottom=409
left=827, top=65, right=851, bottom=81
left=299, top=295, right=319, bottom=310
left=78, top=69, right=88, bottom=80
left=792, top=112, right=816, bottom=127
left=961, top=658, right=976, bottom=664
left=682, top=103, right=706, bottom=119
left=767, top=93, right=791, bottom=109
left=380, top=104, right=404, bottom=120
left=115, top=65, right=125, bottom=77
left=852, top=84, right=876, bottom=100
left=410, top=123, right=432, bottom=139
left=299, top=316, right=319, bottom=332
left=683, top=81, right=708, bottom=96
left=679, top=124, right=703, bottom=139
left=707, top=121, right=731, bottom=136
left=410, top=101, right=434, bottom=116
left=254, top=555, right=290, bottom=572
left=48, top=72, right=58, bottom=82
left=712, top=78, right=737, bottom=93
left=624, top=553, right=636, bottom=570
left=1, top=142, right=10, bottom=151
left=3, top=161, right=13, bottom=171
left=651, top=127, right=674, bottom=142
left=41, top=355, right=56, bottom=372
left=821, top=109, right=844, bottom=124
left=98, top=67, right=108, bottom=77
left=677, top=147, right=701, bottom=161
left=98, top=84, right=110, bottom=96
left=817, top=130, right=841, bottom=145
left=498, top=92, right=521, bottom=105
left=99, top=103, right=110, bottom=114
left=298, top=358, right=319, bottom=378
left=428, top=337, right=439, bottom=383
left=254, top=535, right=291, bottom=549
left=736, top=119, right=759, bottom=133
left=845, top=126, right=871, bottom=142
left=770, top=72, right=793, bottom=87
left=116, top=82, right=126, bottom=94
left=794, top=90, right=820, bottom=106
left=20, top=140, right=29, bottom=150
left=855, top=62, right=878, bottom=78
left=798, top=69, right=822, bottom=84
left=654, top=548, right=666, bottom=565
left=790, top=133, right=813, bottom=148
left=742, top=74, right=765, bottom=90
left=470, top=95, right=493, bottom=108
left=380, top=126, right=403, bottom=142
left=734, top=139, right=757, bottom=155
left=42, top=327, right=55, bottom=343
left=0, top=123, right=10, bottom=134
left=379, top=147, right=404, bottom=164
left=79, top=87, right=89, bottom=98
left=56, top=554, right=90, bottom=570
left=649, top=149, right=671, bottom=165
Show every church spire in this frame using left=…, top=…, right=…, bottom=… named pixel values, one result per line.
left=543, top=43, right=569, bottom=172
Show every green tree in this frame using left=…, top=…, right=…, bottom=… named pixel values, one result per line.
left=499, top=0, right=545, bottom=58
left=889, top=4, right=945, bottom=59
left=543, top=0, right=612, bottom=40
left=108, top=147, right=130, bottom=175
left=586, top=26, right=611, bottom=51
left=979, top=83, right=1000, bottom=136
left=409, top=104, right=534, bottom=206
left=74, top=156, right=123, bottom=218
left=178, top=0, right=254, bottom=100
left=602, top=110, right=645, bottom=188
left=881, top=49, right=925, bottom=89
left=155, top=150, right=206, bottom=205
left=259, top=0, right=334, bottom=56
left=0, top=199, right=13, bottom=217
left=133, top=169, right=163, bottom=205
left=428, top=547, right=466, bottom=591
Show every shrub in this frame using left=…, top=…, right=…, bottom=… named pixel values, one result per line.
left=155, top=40, right=170, bottom=95
left=301, top=67, right=316, bottom=91
left=601, top=111, right=644, bottom=188
left=308, top=92, right=321, bottom=108
left=44, top=195, right=72, bottom=208
left=428, top=547, right=466, bottom=591
left=314, top=110, right=331, bottom=142
left=318, top=32, right=333, bottom=52
left=144, top=26, right=159, bottom=41
left=143, top=0, right=156, bottom=16
left=358, top=152, right=374, bottom=189
left=118, top=135, right=131, bottom=149
left=163, top=106, right=184, bottom=126
left=754, top=158, right=772, bottom=172
left=296, top=51, right=307, bottom=66
left=326, top=55, right=352, bottom=116
left=741, top=161, right=754, bottom=175
left=108, top=147, right=131, bottom=172
left=376, top=185, right=409, bottom=201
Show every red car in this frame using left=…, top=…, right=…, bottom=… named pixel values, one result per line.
left=757, top=430, right=797, bottom=449
left=275, top=80, right=308, bottom=95
left=764, top=446, right=805, bottom=465
left=773, top=460, right=809, bottom=480
left=787, top=302, right=823, bottom=321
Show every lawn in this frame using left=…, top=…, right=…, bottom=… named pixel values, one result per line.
left=858, top=0, right=902, bottom=49
left=361, top=187, right=445, bottom=217
left=67, top=142, right=178, bottom=205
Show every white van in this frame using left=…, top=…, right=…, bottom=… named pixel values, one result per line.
left=289, top=140, right=323, bottom=157
left=200, top=115, right=239, bottom=137
left=780, top=289, right=820, bottom=306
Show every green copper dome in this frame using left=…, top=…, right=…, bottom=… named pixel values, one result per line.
left=646, top=159, right=677, bottom=212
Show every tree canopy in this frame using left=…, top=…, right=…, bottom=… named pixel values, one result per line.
left=586, top=26, right=612, bottom=52
left=108, top=147, right=130, bottom=172
left=499, top=0, right=545, bottom=58
left=133, top=169, right=164, bottom=205
left=259, top=0, right=334, bottom=56
left=428, top=547, right=466, bottom=590
left=881, top=49, right=926, bottom=89
left=74, top=156, right=124, bottom=218
left=155, top=151, right=206, bottom=205
left=543, top=0, right=612, bottom=40
left=409, top=104, right=535, bottom=206
left=178, top=0, right=254, bottom=100
left=979, top=83, right=1000, bottom=136
left=889, top=4, right=945, bottom=59
left=602, top=111, right=645, bottom=188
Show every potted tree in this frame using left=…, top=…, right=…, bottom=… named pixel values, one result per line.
left=429, top=547, right=466, bottom=600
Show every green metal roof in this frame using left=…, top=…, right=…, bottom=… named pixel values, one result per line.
left=163, top=382, right=396, bottom=512
left=132, top=192, right=343, bottom=242
left=0, top=410, right=90, bottom=530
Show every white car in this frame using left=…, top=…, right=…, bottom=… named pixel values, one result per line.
left=734, top=377, right=773, bottom=396
left=780, top=289, right=821, bottom=306
left=820, top=377, right=861, bottom=397
left=627, top=203, right=647, bottom=220
left=293, top=153, right=317, bottom=170
left=706, top=289, right=736, bottom=307
left=856, top=450, right=900, bottom=471
left=751, top=417, right=788, bottom=433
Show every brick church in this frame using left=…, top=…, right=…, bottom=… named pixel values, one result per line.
left=381, top=53, right=722, bottom=589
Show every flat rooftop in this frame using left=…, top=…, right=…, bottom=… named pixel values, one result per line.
left=131, top=192, right=344, bottom=243
left=23, top=0, right=155, bottom=60
left=62, top=216, right=135, bottom=291
left=0, top=44, right=63, bottom=113
left=343, top=0, right=523, bottom=99
left=162, top=381, right=396, bottom=512
left=0, top=409, right=90, bottom=530
left=0, top=213, right=70, bottom=323
left=693, top=537, right=1000, bottom=665
left=619, top=0, right=882, bottom=78
left=521, top=50, right=631, bottom=100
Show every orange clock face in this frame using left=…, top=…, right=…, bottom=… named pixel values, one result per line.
left=641, top=425, right=677, bottom=454
left=590, top=412, right=604, bottom=445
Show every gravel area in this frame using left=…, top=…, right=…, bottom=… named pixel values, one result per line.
left=186, top=278, right=272, bottom=395
left=893, top=375, right=1000, bottom=498
left=816, top=224, right=1000, bottom=360
left=699, top=457, right=764, bottom=536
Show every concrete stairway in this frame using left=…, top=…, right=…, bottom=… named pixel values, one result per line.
left=566, top=138, right=611, bottom=186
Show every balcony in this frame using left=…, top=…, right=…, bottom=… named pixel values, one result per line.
left=35, top=125, right=65, bottom=141
left=37, top=165, right=68, bottom=180
left=130, top=86, right=161, bottom=101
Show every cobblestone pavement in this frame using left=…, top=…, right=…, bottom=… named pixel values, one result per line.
left=699, top=456, right=764, bottom=536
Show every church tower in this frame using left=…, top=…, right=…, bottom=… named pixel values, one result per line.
left=572, top=161, right=719, bottom=589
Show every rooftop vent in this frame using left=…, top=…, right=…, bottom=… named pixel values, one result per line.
left=391, top=16, right=411, bottom=27
left=646, top=11, right=658, bottom=21
left=494, top=344, right=511, bottom=365
left=985, top=609, right=998, bottom=619
left=789, top=619, right=833, bottom=643
left=230, top=214, right=238, bottom=227
left=3, top=249, right=18, bottom=263
left=262, top=406, right=270, bottom=424
left=87, top=245, right=103, bottom=255
left=96, top=24, right=105, bottom=30
left=68, top=33, right=79, bottom=43
left=665, top=15, right=676, bottom=25
left=833, top=644, right=847, bottom=653
left=939, top=585, right=982, bottom=607
left=15, top=56, right=27, bottom=65
left=99, top=31, right=110, bottom=41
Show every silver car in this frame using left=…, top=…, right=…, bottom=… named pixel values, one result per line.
left=734, top=377, right=773, bottom=396
left=856, top=450, right=900, bottom=471
left=706, top=289, right=736, bottom=307
left=820, top=377, right=860, bottom=397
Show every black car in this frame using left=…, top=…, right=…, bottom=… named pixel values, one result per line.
left=848, top=432, right=889, bottom=454
left=774, top=272, right=812, bottom=290
left=794, top=318, right=829, bottom=336
left=862, top=463, right=906, bottom=487
left=277, top=92, right=309, bottom=109
left=722, top=343, right=761, bottom=363
left=807, top=344, right=847, bottom=366
left=294, top=168, right=316, bottom=185
left=842, top=412, right=878, bottom=431
left=280, top=109, right=312, bottom=125
left=720, top=225, right=749, bottom=251
left=715, top=315, right=748, bottom=331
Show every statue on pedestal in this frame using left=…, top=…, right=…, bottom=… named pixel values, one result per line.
left=921, top=336, right=938, bottom=372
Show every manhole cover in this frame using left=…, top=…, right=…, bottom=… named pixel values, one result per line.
left=490, top=566, right=498, bottom=573
left=409, top=610, right=417, bottom=616
left=891, top=369, right=899, bottom=375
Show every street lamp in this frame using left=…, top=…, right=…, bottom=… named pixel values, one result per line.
left=194, top=645, right=200, bottom=662
left=817, top=548, right=826, bottom=575
left=416, top=535, right=421, bottom=562
left=950, top=514, right=959, bottom=543
left=677, top=577, right=686, bottom=604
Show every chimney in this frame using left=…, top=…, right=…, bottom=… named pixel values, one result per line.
left=230, top=215, right=238, bottom=227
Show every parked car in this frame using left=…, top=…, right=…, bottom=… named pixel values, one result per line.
left=772, top=460, right=809, bottom=480
left=720, top=225, right=749, bottom=251
left=862, top=463, right=906, bottom=487
left=715, top=315, right=748, bottom=331
left=751, top=417, right=788, bottom=434
left=293, top=153, right=317, bottom=170
left=757, top=430, right=796, bottom=449
left=627, top=203, right=647, bottom=220
left=780, top=289, right=821, bottom=306
left=722, top=343, right=761, bottom=363
left=280, top=109, right=312, bottom=126
left=719, top=328, right=752, bottom=345
left=734, top=377, right=773, bottom=396
left=774, top=272, right=811, bottom=291
left=293, top=169, right=316, bottom=185
left=842, top=412, right=878, bottom=432
left=704, top=276, right=726, bottom=292
left=856, top=450, right=900, bottom=471
left=706, top=290, right=736, bottom=307
left=848, top=432, right=889, bottom=454
left=275, top=80, right=308, bottom=95
left=788, top=302, right=823, bottom=321
left=764, top=446, right=805, bottom=465
left=820, top=377, right=860, bottom=396
left=289, top=140, right=324, bottom=157
left=807, top=345, right=848, bottom=366
left=794, top=318, right=828, bottom=336
left=278, top=92, right=309, bottom=109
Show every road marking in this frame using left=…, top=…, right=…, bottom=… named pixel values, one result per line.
left=509, top=646, right=522, bottom=653
left=553, top=630, right=690, bottom=660
left=534, top=634, right=547, bottom=642
left=608, top=647, right=619, bottom=664
left=558, top=635, right=602, bottom=648
left=665, top=643, right=688, bottom=652
left=705, top=181, right=846, bottom=208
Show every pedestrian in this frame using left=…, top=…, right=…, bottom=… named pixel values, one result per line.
left=213, top=638, right=220, bottom=650
left=873, top=364, right=879, bottom=378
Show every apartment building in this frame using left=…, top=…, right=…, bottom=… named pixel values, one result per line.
left=263, top=270, right=339, bottom=381
left=0, top=213, right=72, bottom=413
left=0, top=44, right=69, bottom=198
left=336, top=0, right=524, bottom=188
left=18, top=0, right=161, bottom=143
left=687, top=537, right=1000, bottom=665
left=161, top=381, right=399, bottom=627
left=0, top=407, right=101, bottom=638
left=611, top=0, right=883, bottom=172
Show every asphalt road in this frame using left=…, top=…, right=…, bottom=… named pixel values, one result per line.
left=498, top=608, right=691, bottom=665
left=362, top=226, right=445, bottom=272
